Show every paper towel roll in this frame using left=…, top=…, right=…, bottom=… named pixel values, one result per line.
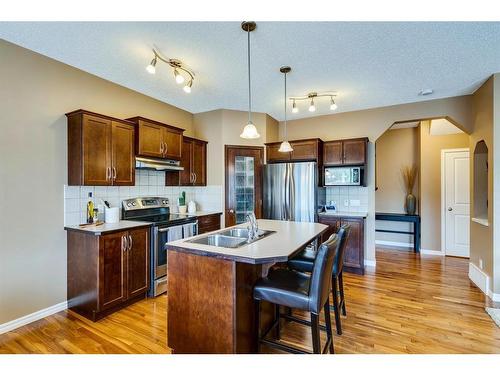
left=105, top=207, right=120, bottom=223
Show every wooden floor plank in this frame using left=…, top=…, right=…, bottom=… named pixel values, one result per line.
left=0, top=248, right=499, bottom=354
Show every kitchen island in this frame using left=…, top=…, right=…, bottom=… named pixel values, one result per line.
left=166, top=219, right=327, bottom=354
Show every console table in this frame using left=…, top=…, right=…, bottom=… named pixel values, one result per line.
left=375, top=212, right=421, bottom=253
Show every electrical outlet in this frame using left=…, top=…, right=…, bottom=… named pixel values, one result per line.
left=343, top=199, right=349, bottom=207
left=479, top=259, right=484, bottom=270
left=350, top=199, right=360, bottom=207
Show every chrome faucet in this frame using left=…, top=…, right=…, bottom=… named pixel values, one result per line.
left=246, top=212, right=258, bottom=242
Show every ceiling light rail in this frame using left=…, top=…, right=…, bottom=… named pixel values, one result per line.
left=146, top=48, right=195, bottom=93
left=290, top=92, right=338, bottom=113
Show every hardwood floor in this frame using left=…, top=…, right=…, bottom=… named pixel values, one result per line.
left=1, top=248, right=499, bottom=354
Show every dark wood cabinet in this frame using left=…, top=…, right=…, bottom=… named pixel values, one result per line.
left=197, top=213, right=222, bottom=234
left=66, top=110, right=135, bottom=186
left=318, top=215, right=365, bottom=275
left=323, top=141, right=343, bottom=166
left=323, top=137, right=368, bottom=166
left=127, top=116, right=184, bottom=161
left=265, top=138, right=322, bottom=163
left=166, top=136, right=207, bottom=186
left=67, top=226, right=150, bottom=321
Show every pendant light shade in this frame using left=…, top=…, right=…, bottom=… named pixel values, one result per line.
left=278, top=140, right=293, bottom=152
left=279, top=66, right=293, bottom=153
left=240, top=122, right=260, bottom=139
left=240, top=21, right=260, bottom=139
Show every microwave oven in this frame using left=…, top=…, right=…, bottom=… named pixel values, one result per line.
left=324, top=166, right=362, bottom=186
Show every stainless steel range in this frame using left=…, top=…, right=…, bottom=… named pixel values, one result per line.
left=122, top=197, right=198, bottom=297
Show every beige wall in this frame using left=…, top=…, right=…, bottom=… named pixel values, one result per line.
left=375, top=127, right=419, bottom=245
left=0, top=39, right=194, bottom=324
left=419, top=120, right=470, bottom=252
left=281, top=96, right=474, bottom=263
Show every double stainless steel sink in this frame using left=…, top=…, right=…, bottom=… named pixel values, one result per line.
left=187, top=227, right=275, bottom=248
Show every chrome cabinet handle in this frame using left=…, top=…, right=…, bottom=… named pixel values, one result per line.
left=193, top=173, right=197, bottom=184
left=112, top=167, right=117, bottom=181
left=128, top=235, right=133, bottom=250
left=160, top=142, right=164, bottom=154
left=122, top=235, right=127, bottom=252
left=164, top=142, right=168, bottom=155
left=106, top=167, right=111, bottom=181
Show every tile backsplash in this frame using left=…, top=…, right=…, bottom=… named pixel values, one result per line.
left=64, top=170, right=223, bottom=226
left=325, top=186, right=369, bottom=213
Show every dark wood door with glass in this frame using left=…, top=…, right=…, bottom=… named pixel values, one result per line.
left=225, top=146, right=264, bottom=227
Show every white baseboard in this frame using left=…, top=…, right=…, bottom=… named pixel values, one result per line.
left=364, top=259, right=376, bottom=267
left=488, top=289, right=500, bottom=302
left=376, top=240, right=413, bottom=248
left=0, top=301, right=68, bottom=335
left=421, top=249, right=444, bottom=256
left=468, top=262, right=489, bottom=297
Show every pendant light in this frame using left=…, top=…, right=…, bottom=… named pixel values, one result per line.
left=240, top=21, right=260, bottom=139
left=278, top=66, right=293, bottom=153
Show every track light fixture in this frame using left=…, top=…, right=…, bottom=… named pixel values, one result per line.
left=290, top=92, right=338, bottom=113
left=145, top=48, right=195, bottom=93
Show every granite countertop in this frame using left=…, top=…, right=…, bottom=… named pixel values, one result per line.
left=318, top=211, right=368, bottom=219
left=64, top=220, right=151, bottom=235
left=167, top=219, right=328, bottom=264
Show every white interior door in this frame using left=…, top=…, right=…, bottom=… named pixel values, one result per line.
left=444, top=150, right=470, bottom=257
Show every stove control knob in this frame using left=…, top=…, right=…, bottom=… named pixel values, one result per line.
left=127, top=203, right=132, bottom=207
left=132, top=202, right=137, bottom=206
left=162, top=200, right=167, bottom=205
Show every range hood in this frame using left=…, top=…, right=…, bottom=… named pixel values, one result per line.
left=135, top=156, right=184, bottom=171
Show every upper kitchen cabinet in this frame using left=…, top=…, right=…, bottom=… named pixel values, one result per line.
left=265, top=138, right=323, bottom=163
left=166, top=136, right=207, bottom=186
left=323, top=137, right=368, bottom=166
left=126, top=117, right=184, bottom=160
left=66, top=110, right=135, bottom=186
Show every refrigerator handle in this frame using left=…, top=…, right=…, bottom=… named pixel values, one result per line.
left=289, top=164, right=296, bottom=221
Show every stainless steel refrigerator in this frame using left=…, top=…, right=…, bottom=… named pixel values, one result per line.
left=263, top=162, right=325, bottom=222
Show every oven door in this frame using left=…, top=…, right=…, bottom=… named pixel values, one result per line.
left=155, top=224, right=184, bottom=279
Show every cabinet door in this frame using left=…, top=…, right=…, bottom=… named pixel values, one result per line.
left=100, top=232, right=126, bottom=310
left=290, top=140, right=318, bottom=161
left=192, top=140, right=207, bottom=186
left=163, top=127, right=183, bottom=160
left=111, top=121, right=135, bottom=186
left=178, top=138, right=193, bottom=185
left=266, top=144, right=291, bottom=163
left=137, top=121, right=163, bottom=158
left=323, top=141, right=343, bottom=166
left=343, top=139, right=366, bottom=165
left=318, top=216, right=341, bottom=243
left=82, top=114, right=112, bottom=185
left=127, top=228, right=149, bottom=299
left=341, top=218, right=364, bottom=273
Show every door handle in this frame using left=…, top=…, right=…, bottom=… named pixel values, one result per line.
left=128, top=235, right=133, bottom=251
left=164, top=142, right=168, bottom=156
left=112, top=167, right=117, bottom=181
left=106, top=167, right=111, bottom=181
left=193, top=173, right=197, bottom=184
left=190, top=172, right=194, bottom=184
left=448, top=207, right=453, bottom=211
left=122, top=235, right=127, bottom=252
left=229, top=209, right=235, bottom=214
left=160, top=142, right=164, bottom=155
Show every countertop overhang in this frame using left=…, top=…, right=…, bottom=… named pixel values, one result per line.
left=167, top=219, right=328, bottom=264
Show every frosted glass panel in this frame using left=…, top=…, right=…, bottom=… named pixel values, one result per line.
left=235, top=156, right=255, bottom=224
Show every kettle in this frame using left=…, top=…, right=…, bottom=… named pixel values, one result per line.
left=188, top=200, right=197, bottom=214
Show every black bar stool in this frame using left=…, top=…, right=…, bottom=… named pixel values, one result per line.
left=253, top=233, right=341, bottom=354
left=288, top=224, right=350, bottom=335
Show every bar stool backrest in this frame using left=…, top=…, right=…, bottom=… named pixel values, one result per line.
left=308, top=233, right=340, bottom=314
left=334, top=224, right=350, bottom=276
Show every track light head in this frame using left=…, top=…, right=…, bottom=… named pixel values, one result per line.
left=174, top=69, right=185, bottom=84
left=183, top=80, right=192, bottom=93
left=330, top=97, right=338, bottom=111
left=146, top=57, right=157, bottom=74
left=292, top=100, right=298, bottom=113
left=308, top=98, right=316, bottom=112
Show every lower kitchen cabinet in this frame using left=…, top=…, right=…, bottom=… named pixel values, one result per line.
left=318, top=215, right=365, bottom=275
left=66, top=226, right=150, bottom=321
left=197, top=213, right=222, bottom=234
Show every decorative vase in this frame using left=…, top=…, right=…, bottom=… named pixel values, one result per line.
left=405, top=193, right=416, bottom=215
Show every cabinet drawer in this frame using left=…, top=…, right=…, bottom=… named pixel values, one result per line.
left=198, top=214, right=221, bottom=228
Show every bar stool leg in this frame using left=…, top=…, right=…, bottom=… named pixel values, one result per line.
left=331, top=277, right=342, bottom=335
left=339, top=272, right=346, bottom=316
left=310, top=313, right=321, bottom=354
left=323, top=300, right=335, bottom=354
left=275, top=304, right=281, bottom=340
left=255, top=299, right=261, bottom=353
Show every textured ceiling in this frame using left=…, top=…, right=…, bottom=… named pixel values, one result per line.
left=1, top=22, right=500, bottom=121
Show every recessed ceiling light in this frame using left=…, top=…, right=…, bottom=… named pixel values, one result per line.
left=419, top=89, right=434, bottom=96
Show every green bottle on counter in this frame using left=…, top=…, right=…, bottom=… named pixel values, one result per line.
left=86, top=192, right=94, bottom=224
